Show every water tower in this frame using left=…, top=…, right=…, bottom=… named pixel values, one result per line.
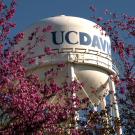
left=14, top=15, right=122, bottom=134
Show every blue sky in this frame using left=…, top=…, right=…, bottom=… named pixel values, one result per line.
left=11, top=0, right=135, bottom=36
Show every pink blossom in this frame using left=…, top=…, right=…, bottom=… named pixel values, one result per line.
left=120, top=87, right=125, bottom=94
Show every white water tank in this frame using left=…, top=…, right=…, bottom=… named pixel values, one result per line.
left=14, top=15, right=118, bottom=105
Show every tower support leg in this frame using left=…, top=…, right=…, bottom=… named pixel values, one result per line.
left=109, top=77, right=122, bottom=135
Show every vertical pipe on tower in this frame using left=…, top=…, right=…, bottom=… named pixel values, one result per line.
left=100, top=97, right=106, bottom=110
left=68, top=63, right=79, bottom=130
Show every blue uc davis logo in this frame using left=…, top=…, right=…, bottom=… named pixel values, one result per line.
left=51, top=31, right=111, bottom=55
